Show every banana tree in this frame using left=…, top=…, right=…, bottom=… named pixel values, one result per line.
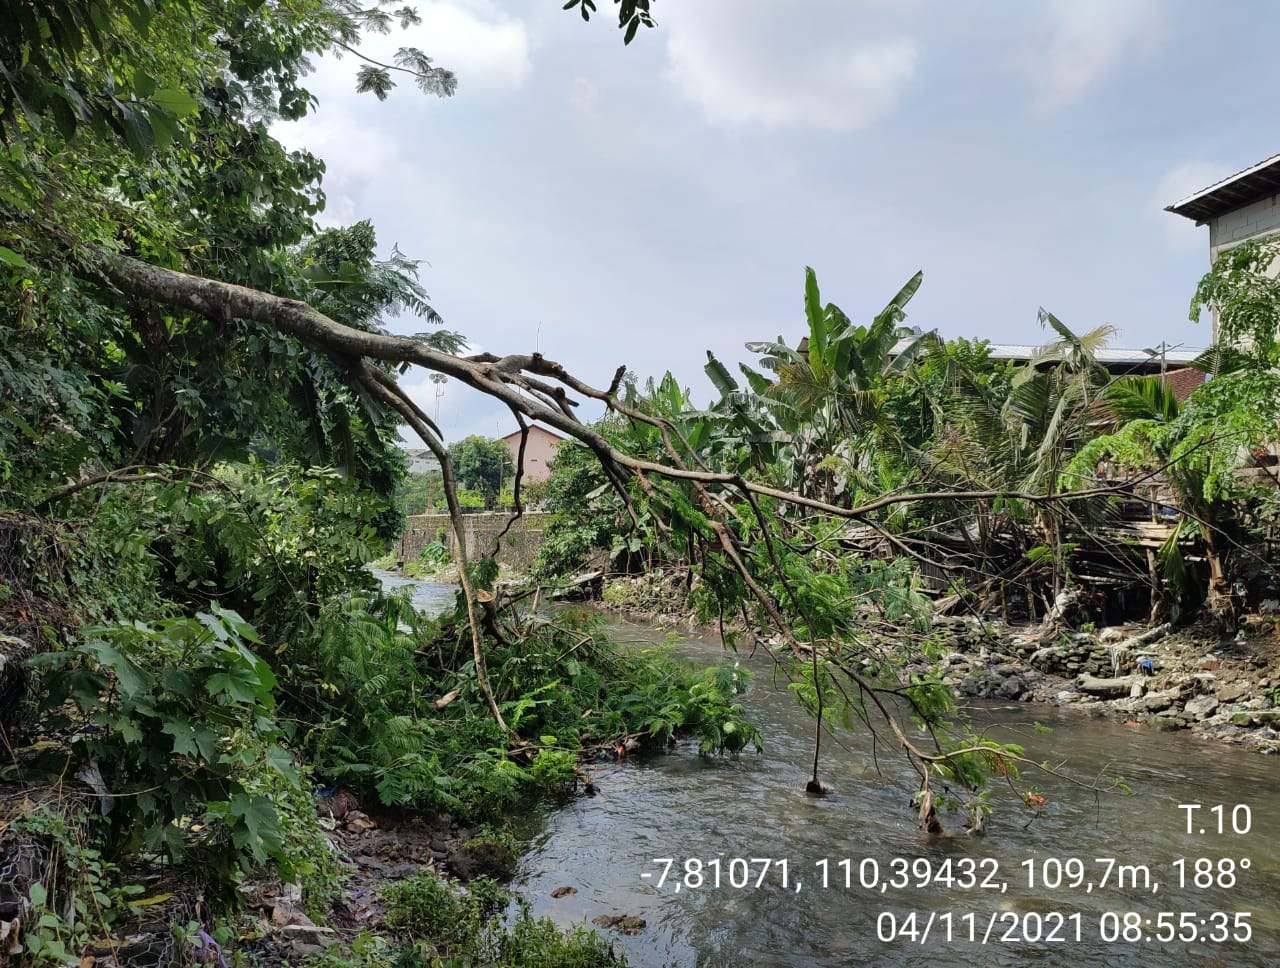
left=707, top=266, right=936, bottom=505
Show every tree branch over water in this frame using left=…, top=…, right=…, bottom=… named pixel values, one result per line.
left=85, top=244, right=1136, bottom=825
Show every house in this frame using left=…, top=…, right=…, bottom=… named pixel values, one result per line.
left=1166, top=151, right=1280, bottom=264
left=500, top=424, right=565, bottom=484
left=401, top=448, right=440, bottom=475
left=1166, top=152, right=1280, bottom=340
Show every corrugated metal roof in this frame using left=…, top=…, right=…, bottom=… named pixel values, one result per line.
left=985, top=344, right=1202, bottom=365
left=1166, top=152, right=1280, bottom=224
left=887, top=338, right=1203, bottom=366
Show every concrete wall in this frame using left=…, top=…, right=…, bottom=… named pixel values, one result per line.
left=1208, top=193, right=1280, bottom=261
left=397, top=511, right=553, bottom=571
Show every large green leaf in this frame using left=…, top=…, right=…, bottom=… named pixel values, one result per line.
left=803, top=266, right=826, bottom=373
left=150, top=86, right=198, bottom=116
left=704, top=350, right=739, bottom=399
left=0, top=244, right=30, bottom=269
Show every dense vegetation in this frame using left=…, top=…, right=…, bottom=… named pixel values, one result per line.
left=539, top=265, right=1280, bottom=627
left=3, top=1, right=1280, bottom=964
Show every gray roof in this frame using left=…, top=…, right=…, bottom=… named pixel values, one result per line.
left=984, top=344, right=1202, bottom=366
left=888, top=337, right=1202, bottom=366
left=1166, top=152, right=1280, bottom=224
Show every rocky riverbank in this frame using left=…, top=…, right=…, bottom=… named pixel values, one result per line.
left=592, top=570, right=1280, bottom=755
left=926, top=614, right=1280, bottom=753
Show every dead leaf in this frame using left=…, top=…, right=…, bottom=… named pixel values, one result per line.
left=434, top=689, right=460, bottom=709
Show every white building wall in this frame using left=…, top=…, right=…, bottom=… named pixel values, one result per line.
left=1209, top=193, right=1280, bottom=261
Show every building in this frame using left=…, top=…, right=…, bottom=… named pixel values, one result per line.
left=984, top=343, right=1205, bottom=401
left=1166, top=152, right=1280, bottom=265
left=401, top=448, right=440, bottom=475
left=500, top=424, right=565, bottom=484
left=1166, top=152, right=1280, bottom=341
left=886, top=338, right=1207, bottom=401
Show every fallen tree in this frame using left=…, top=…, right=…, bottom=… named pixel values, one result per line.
left=40, top=242, right=1160, bottom=826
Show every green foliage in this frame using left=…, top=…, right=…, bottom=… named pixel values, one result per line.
left=535, top=439, right=619, bottom=577
left=1191, top=238, right=1280, bottom=365
left=400, top=469, right=447, bottom=514
left=142, top=462, right=386, bottom=638
left=568, top=0, right=656, bottom=46
left=280, top=593, right=758, bottom=822
left=449, top=436, right=514, bottom=506
left=681, top=664, right=762, bottom=756
left=380, top=872, right=623, bottom=967
left=1160, top=368, right=1280, bottom=503
left=491, top=913, right=625, bottom=968
left=403, top=540, right=452, bottom=578
left=0, top=0, right=454, bottom=154
left=5, top=806, right=147, bottom=967
left=0, top=315, right=124, bottom=502
left=730, top=266, right=937, bottom=500
left=29, top=606, right=305, bottom=881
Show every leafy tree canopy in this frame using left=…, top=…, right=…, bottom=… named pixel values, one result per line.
left=448, top=436, right=513, bottom=504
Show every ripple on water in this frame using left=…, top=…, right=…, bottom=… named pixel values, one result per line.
left=515, top=620, right=1280, bottom=968
left=367, top=588, right=1280, bottom=967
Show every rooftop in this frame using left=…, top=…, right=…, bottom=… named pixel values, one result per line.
left=500, top=424, right=566, bottom=443
left=1165, top=152, right=1280, bottom=224
left=983, top=344, right=1202, bottom=366
left=887, top=337, right=1203, bottom=368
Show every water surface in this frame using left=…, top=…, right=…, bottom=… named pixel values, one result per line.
left=513, top=616, right=1280, bottom=968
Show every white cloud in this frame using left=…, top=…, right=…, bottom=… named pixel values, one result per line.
left=1032, top=0, right=1160, bottom=109
left=308, top=0, right=531, bottom=100
left=411, top=0, right=531, bottom=96
left=274, top=111, right=416, bottom=228
left=660, top=2, right=918, bottom=131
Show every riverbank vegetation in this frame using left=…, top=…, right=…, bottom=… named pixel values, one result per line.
left=3, top=0, right=1280, bottom=964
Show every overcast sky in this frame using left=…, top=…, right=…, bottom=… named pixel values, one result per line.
left=274, top=0, right=1280, bottom=445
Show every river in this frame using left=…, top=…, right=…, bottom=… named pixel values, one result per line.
left=385, top=576, right=1280, bottom=967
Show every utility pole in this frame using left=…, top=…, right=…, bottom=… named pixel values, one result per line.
left=1143, top=341, right=1184, bottom=379
left=430, top=373, right=447, bottom=423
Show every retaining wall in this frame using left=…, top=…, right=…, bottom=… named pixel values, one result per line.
left=397, top=512, right=553, bottom=572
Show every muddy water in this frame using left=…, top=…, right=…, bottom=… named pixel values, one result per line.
left=509, top=617, right=1280, bottom=968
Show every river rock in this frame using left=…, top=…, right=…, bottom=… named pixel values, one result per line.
left=1142, top=691, right=1178, bottom=713
left=593, top=914, right=646, bottom=935
left=1232, top=709, right=1280, bottom=727
left=1216, top=682, right=1251, bottom=703
left=1184, top=696, right=1220, bottom=720
left=996, top=676, right=1027, bottom=700
left=1076, top=674, right=1137, bottom=698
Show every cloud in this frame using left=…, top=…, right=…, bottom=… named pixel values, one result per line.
left=412, top=0, right=531, bottom=95
left=660, top=2, right=918, bottom=131
left=1031, top=0, right=1160, bottom=109
left=311, top=0, right=531, bottom=100
left=274, top=110, right=416, bottom=229
left=1155, top=160, right=1229, bottom=210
